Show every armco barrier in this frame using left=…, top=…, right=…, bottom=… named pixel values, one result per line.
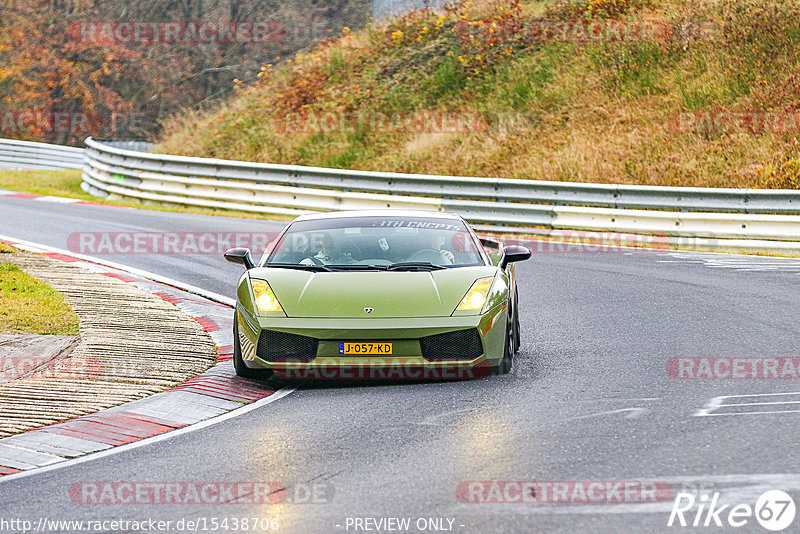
left=0, top=138, right=84, bottom=170
left=2, top=137, right=799, bottom=247
left=82, top=138, right=800, bottom=215
left=80, top=137, right=800, bottom=243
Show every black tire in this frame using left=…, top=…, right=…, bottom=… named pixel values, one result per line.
left=491, top=315, right=514, bottom=375
left=233, top=311, right=273, bottom=380
left=513, top=288, right=521, bottom=353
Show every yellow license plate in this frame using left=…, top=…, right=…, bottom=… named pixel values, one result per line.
left=339, top=342, right=392, bottom=355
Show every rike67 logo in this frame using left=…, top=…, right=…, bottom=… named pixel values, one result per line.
left=668, top=490, right=796, bottom=531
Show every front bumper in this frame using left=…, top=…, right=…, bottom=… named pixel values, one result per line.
left=237, top=304, right=507, bottom=378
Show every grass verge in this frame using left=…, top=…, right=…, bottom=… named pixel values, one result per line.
left=0, top=245, right=80, bottom=335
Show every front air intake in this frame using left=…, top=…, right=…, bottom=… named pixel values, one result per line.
left=257, top=330, right=318, bottom=363
left=419, top=329, right=483, bottom=362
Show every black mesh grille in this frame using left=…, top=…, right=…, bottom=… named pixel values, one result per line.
left=257, top=330, right=318, bottom=363
left=419, top=329, right=483, bottom=362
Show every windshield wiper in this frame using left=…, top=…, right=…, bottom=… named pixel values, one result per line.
left=327, top=264, right=388, bottom=271
left=264, top=262, right=332, bottom=272
left=386, top=262, right=446, bottom=271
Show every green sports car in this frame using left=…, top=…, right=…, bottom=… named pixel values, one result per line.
left=224, top=210, right=530, bottom=380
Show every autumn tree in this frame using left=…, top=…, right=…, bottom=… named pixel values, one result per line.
left=0, top=0, right=369, bottom=145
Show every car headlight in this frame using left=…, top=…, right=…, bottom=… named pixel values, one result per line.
left=456, top=277, right=494, bottom=311
left=251, top=279, right=283, bottom=312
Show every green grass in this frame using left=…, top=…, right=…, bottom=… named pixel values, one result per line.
left=0, top=169, right=86, bottom=198
left=0, top=251, right=79, bottom=335
left=586, top=40, right=668, bottom=96
left=424, top=55, right=467, bottom=102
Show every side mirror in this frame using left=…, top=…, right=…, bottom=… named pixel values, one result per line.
left=224, top=247, right=254, bottom=270
left=499, top=245, right=531, bottom=269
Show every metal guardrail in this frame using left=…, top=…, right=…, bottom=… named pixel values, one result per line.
left=82, top=138, right=800, bottom=215
left=92, top=139, right=154, bottom=153
left=2, top=137, right=798, bottom=246
left=372, top=0, right=452, bottom=20
left=80, top=137, right=800, bottom=243
left=0, top=138, right=84, bottom=170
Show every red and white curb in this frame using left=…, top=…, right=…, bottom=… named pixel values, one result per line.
left=0, top=236, right=291, bottom=479
left=0, top=188, right=128, bottom=209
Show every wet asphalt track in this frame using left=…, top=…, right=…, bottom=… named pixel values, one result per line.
left=1, top=194, right=800, bottom=533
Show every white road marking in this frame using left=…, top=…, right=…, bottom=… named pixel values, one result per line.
left=724, top=400, right=800, bottom=407
left=566, top=408, right=646, bottom=421
left=664, top=252, right=800, bottom=274
left=720, top=391, right=800, bottom=399
left=697, top=409, right=800, bottom=416
left=694, top=396, right=725, bottom=417
left=583, top=397, right=662, bottom=402
left=32, top=196, right=80, bottom=204
left=695, top=392, right=800, bottom=417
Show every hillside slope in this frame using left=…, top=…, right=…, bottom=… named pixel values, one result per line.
left=158, top=0, right=800, bottom=189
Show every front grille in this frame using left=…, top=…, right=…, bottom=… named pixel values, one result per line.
left=419, top=329, right=483, bottom=362
left=257, top=330, right=318, bottom=363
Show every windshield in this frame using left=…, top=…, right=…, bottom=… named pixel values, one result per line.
left=264, top=216, right=486, bottom=269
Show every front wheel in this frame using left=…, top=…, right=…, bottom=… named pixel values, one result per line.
left=491, top=315, right=514, bottom=375
left=513, top=288, right=521, bottom=353
left=233, top=311, right=273, bottom=380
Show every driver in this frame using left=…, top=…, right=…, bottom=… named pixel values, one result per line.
left=428, top=232, right=455, bottom=264
left=301, top=233, right=356, bottom=265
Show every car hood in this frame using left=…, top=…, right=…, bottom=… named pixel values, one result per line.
left=249, top=266, right=499, bottom=318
